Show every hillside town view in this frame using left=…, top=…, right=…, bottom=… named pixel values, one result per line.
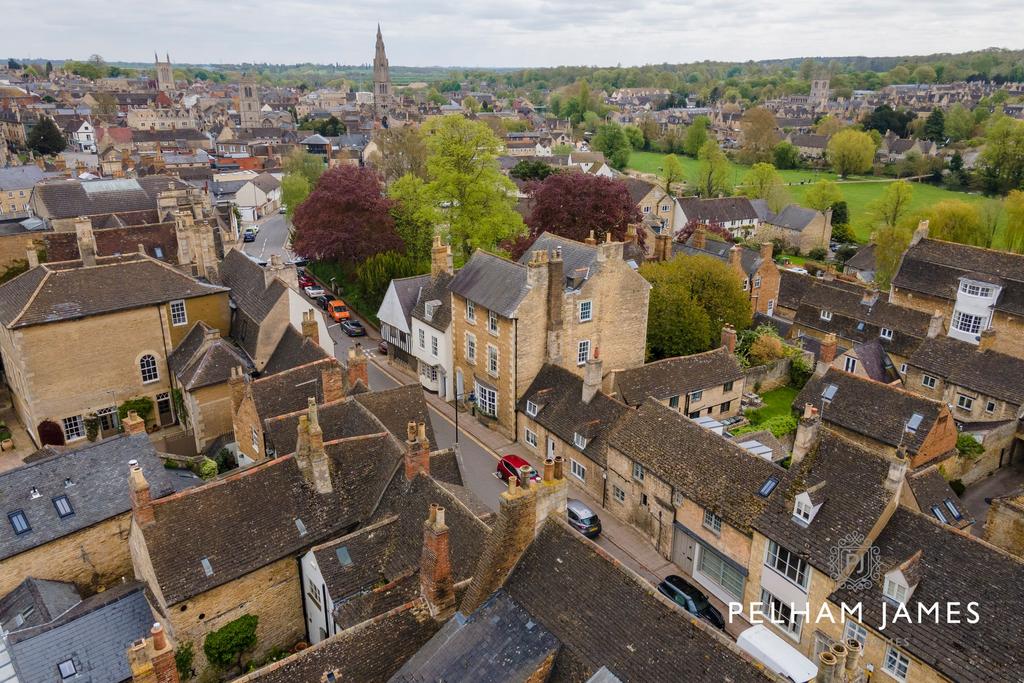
left=1, top=5, right=1024, bottom=682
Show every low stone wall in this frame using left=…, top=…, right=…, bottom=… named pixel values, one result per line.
left=743, top=349, right=813, bottom=393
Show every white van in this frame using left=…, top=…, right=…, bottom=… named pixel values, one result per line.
left=736, top=625, right=818, bottom=683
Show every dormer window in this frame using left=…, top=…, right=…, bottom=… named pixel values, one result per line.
left=792, top=485, right=825, bottom=526
left=880, top=328, right=893, bottom=340
left=959, top=281, right=993, bottom=298
left=525, top=400, right=539, bottom=417
left=794, top=499, right=813, bottom=522
left=573, top=433, right=587, bottom=450
left=820, top=310, right=832, bottom=321
left=883, top=575, right=908, bottom=604
left=424, top=300, right=438, bottom=321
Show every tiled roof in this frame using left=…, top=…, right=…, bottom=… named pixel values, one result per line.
left=777, top=270, right=864, bottom=310
left=893, top=237, right=1024, bottom=317
left=844, top=243, right=877, bottom=272
left=353, top=384, right=437, bottom=448
left=0, top=434, right=182, bottom=561
left=31, top=175, right=190, bottom=219
left=219, top=248, right=288, bottom=325
left=517, top=364, right=629, bottom=468
left=0, top=578, right=80, bottom=631
left=907, top=466, right=973, bottom=529
left=249, top=358, right=340, bottom=421
left=674, top=238, right=763, bottom=276
left=831, top=508, right=1024, bottom=682
left=449, top=250, right=530, bottom=318
left=677, top=196, right=759, bottom=224
left=169, top=322, right=253, bottom=391
left=6, top=582, right=153, bottom=683
left=907, top=336, right=1024, bottom=406
left=262, top=325, right=331, bottom=375
left=410, top=272, right=454, bottom=332
left=44, top=221, right=180, bottom=263
left=608, top=399, right=786, bottom=532
left=754, top=433, right=894, bottom=573
left=140, top=434, right=403, bottom=604
left=0, top=165, right=45, bottom=191
left=0, top=254, right=227, bottom=329
left=620, top=176, right=657, bottom=205
left=517, top=232, right=604, bottom=284
left=264, top=399, right=385, bottom=457
left=505, top=520, right=771, bottom=682
left=763, top=204, right=819, bottom=232
left=795, top=368, right=946, bottom=455
left=612, top=347, right=743, bottom=407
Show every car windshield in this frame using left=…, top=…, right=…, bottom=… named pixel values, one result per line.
left=577, top=515, right=596, bottom=525
left=334, top=305, right=347, bottom=311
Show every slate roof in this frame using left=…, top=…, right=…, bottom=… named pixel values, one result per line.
left=612, top=347, right=743, bottom=407
left=391, top=590, right=559, bottom=682
left=6, top=582, right=153, bottom=683
left=906, top=336, right=1024, bottom=406
left=504, top=520, right=771, bottom=682
left=761, top=204, right=819, bottom=232
left=449, top=250, right=530, bottom=318
left=0, top=165, right=45, bottom=191
left=249, top=358, right=339, bottom=420
left=516, top=232, right=604, bottom=287
left=674, top=238, right=763, bottom=276
left=608, top=399, right=786, bottom=532
left=264, top=398, right=386, bottom=457
left=847, top=338, right=899, bottom=383
left=262, top=325, right=331, bottom=375
left=353, top=384, right=437, bottom=448
left=0, top=434, right=179, bottom=561
left=777, top=270, right=864, bottom=311
left=44, top=221, right=180, bottom=263
left=893, top=237, right=1024, bottom=317
left=795, top=368, right=947, bottom=456
left=0, top=254, right=227, bottom=329
left=169, top=321, right=253, bottom=391
left=754, top=433, right=894, bottom=573
left=621, top=176, right=657, bottom=205
left=844, top=243, right=876, bottom=273
left=677, top=196, right=759, bottom=224
left=219, top=248, right=288, bottom=324
left=907, top=466, right=973, bottom=529
left=0, top=579, right=80, bottom=632
left=31, top=175, right=190, bottom=219
left=410, top=272, right=454, bottom=333
left=831, top=508, right=1024, bottom=683
left=139, top=434, right=403, bottom=604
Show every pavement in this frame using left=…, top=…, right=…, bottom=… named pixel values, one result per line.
left=238, top=220, right=732, bottom=628
left=960, top=458, right=1024, bottom=536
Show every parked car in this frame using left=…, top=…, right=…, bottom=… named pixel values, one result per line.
left=298, top=274, right=315, bottom=288
left=242, top=229, right=256, bottom=243
left=656, top=575, right=725, bottom=630
left=496, top=454, right=540, bottom=485
left=279, top=205, right=287, bottom=214
left=327, top=299, right=351, bottom=322
left=341, top=319, right=366, bottom=337
left=566, top=499, right=601, bottom=538
left=737, top=626, right=817, bottom=682
left=290, top=257, right=309, bottom=267
left=303, top=285, right=325, bottom=298
left=315, top=295, right=332, bottom=310
left=378, top=340, right=388, bottom=355
left=251, top=224, right=260, bottom=234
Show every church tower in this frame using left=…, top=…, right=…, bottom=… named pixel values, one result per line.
left=373, top=24, right=392, bottom=125
left=239, top=74, right=262, bottom=129
left=155, top=53, right=174, bottom=92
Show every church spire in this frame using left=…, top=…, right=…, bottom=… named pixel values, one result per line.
left=373, top=24, right=392, bottom=124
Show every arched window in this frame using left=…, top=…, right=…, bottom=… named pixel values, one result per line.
left=140, top=354, right=159, bottom=383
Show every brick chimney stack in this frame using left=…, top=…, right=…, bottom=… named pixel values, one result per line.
left=431, top=234, right=452, bottom=277
left=910, top=219, right=930, bottom=247
left=792, top=404, right=820, bottom=466
left=721, top=324, right=737, bottom=353
left=817, top=332, right=838, bottom=375
left=816, top=651, right=837, bottom=683
left=127, top=622, right=179, bottom=683
left=728, top=243, right=743, bottom=275
left=693, top=228, right=707, bottom=250
left=526, top=249, right=549, bottom=288
left=322, top=362, right=344, bottom=403
left=760, top=241, right=773, bottom=262
left=625, top=223, right=638, bottom=245
left=346, top=346, right=368, bottom=391
left=582, top=349, right=602, bottom=404
left=461, top=470, right=538, bottom=614
left=420, top=504, right=456, bottom=619
left=585, top=230, right=597, bottom=246
left=123, top=410, right=147, bottom=436
left=535, top=456, right=567, bottom=536
left=129, top=462, right=155, bottom=527
left=301, top=309, right=318, bottom=341
left=75, top=217, right=97, bottom=267
left=547, top=248, right=564, bottom=331
left=978, top=327, right=996, bottom=351
left=654, top=232, right=671, bottom=262
left=404, top=421, right=430, bottom=480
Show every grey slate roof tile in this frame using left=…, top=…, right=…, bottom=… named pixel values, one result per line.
left=611, top=347, right=743, bottom=407
left=449, top=250, right=530, bottom=318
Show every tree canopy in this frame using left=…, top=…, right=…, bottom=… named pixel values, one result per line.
left=691, top=139, right=732, bottom=198
left=592, top=122, right=633, bottom=169
left=741, top=163, right=789, bottom=212
left=738, top=107, right=778, bottom=164
left=27, top=117, right=66, bottom=155
left=826, top=129, right=876, bottom=178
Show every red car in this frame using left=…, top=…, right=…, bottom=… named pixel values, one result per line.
left=497, top=454, right=540, bottom=485
left=298, top=274, right=315, bottom=288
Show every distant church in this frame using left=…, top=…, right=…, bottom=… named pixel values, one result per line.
left=155, top=53, right=174, bottom=92
left=239, top=74, right=262, bottom=129
left=373, top=25, right=392, bottom=126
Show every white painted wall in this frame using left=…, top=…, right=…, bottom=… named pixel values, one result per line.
left=299, top=551, right=335, bottom=644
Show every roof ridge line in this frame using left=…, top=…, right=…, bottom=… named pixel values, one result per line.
left=152, top=455, right=289, bottom=507
left=8, top=267, right=51, bottom=328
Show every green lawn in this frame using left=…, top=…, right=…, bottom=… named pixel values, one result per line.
left=755, top=386, right=799, bottom=420
left=628, top=151, right=1006, bottom=245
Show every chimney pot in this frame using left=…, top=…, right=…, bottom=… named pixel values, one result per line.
left=553, top=455, right=565, bottom=480
left=720, top=324, right=737, bottom=353
left=543, top=458, right=554, bottom=482
left=151, top=623, right=167, bottom=651
left=693, top=228, right=707, bottom=250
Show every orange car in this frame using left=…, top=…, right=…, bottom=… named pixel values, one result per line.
left=328, top=300, right=351, bottom=322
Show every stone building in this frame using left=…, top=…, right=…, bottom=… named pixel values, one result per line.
left=0, top=243, right=229, bottom=447
left=372, top=25, right=392, bottom=124
left=671, top=230, right=781, bottom=317
left=155, top=53, right=175, bottom=92
left=238, top=75, right=262, bottom=129
left=449, top=233, right=649, bottom=438
left=984, top=487, right=1024, bottom=558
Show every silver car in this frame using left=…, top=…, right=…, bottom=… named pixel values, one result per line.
left=566, top=499, right=601, bottom=538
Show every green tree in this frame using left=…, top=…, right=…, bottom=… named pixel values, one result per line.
left=421, top=115, right=524, bottom=262
left=640, top=254, right=752, bottom=359
left=944, top=104, right=974, bottom=142
left=510, top=159, right=555, bottom=181
left=592, top=122, right=632, bottom=170
left=826, top=129, right=875, bottom=178
left=977, top=117, right=1024, bottom=194
left=388, top=173, right=439, bottom=263
left=623, top=125, right=644, bottom=150
left=93, top=92, right=118, bottom=121
left=283, top=148, right=325, bottom=186
left=371, top=126, right=428, bottom=182
left=804, top=180, right=844, bottom=213
left=26, top=117, right=66, bottom=155
left=873, top=223, right=912, bottom=290
left=44, top=61, right=53, bottom=77
left=203, top=615, right=258, bottom=671
left=923, top=108, right=946, bottom=143
left=682, top=116, right=710, bottom=157
left=925, top=200, right=986, bottom=246
left=868, top=180, right=914, bottom=228
left=912, top=64, right=937, bottom=84
left=661, top=154, right=685, bottom=195
left=741, top=163, right=789, bottom=212
left=772, top=141, right=800, bottom=170
left=1004, top=189, right=1024, bottom=253
left=462, top=95, right=481, bottom=113
left=738, top=107, right=778, bottom=164
left=691, top=140, right=732, bottom=198
left=280, top=174, right=311, bottom=219
left=814, top=115, right=844, bottom=137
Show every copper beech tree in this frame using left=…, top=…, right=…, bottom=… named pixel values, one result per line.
left=291, top=166, right=404, bottom=264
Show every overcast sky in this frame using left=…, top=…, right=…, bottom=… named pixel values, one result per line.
left=3, top=0, right=1022, bottom=68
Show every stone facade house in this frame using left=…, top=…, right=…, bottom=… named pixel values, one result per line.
left=891, top=224, right=1024, bottom=356
left=0, top=246, right=229, bottom=447
left=673, top=230, right=781, bottom=316
left=607, top=343, right=744, bottom=418
left=449, top=234, right=649, bottom=438
left=751, top=201, right=832, bottom=254
left=623, top=177, right=685, bottom=235
left=676, top=197, right=761, bottom=239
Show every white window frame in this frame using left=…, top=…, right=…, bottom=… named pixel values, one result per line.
left=820, top=310, right=832, bottom=321
left=959, top=281, right=992, bottom=298
left=844, top=357, right=857, bottom=373
left=140, top=354, right=159, bottom=383
left=952, top=310, right=984, bottom=335
left=883, top=645, right=911, bottom=681
left=880, top=327, right=893, bottom=340
left=573, top=432, right=587, bottom=450
left=466, top=300, right=476, bottom=322
left=843, top=619, right=867, bottom=646
left=578, top=300, right=593, bottom=322
left=418, top=329, right=426, bottom=349
left=632, top=462, right=645, bottom=481
left=58, top=659, right=78, bottom=679
left=431, top=335, right=438, bottom=357
left=487, top=344, right=499, bottom=377
left=899, top=363, right=907, bottom=374
left=525, top=400, right=538, bottom=417
left=476, top=383, right=497, bottom=417
left=524, top=427, right=538, bottom=448
left=570, top=458, right=586, bottom=481
left=986, top=400, right=997, bottom=413
left=689, top=389, right=703, bottom=402
left=753, top=276, right=762, bottom=288
left=794, top=499, right=813, bottom=522
left=251, top=427, right=260, bottom=451
left=466, top=333, right=476, bottom=363
left=612, top=485, right=626, bottom=503
left=956, top=394, right=974, bottom=411
left=883, top=576, right=908, bottom=604
left=169, top=299, right=188, bottom=326
left=921, top=374, right=937, bottom=389
left=702, top=509, right=722, bottom=534
left=577, top=339, right=591, bottom=366
left=760, top=589, right=803, bottom=640
left=62, top=415, right=85, bottom=442
left=697, top=546, right=744, bottom=599
left=765, top=541, right=809, bottom=589
left=488, top=310, right=499, bottom=335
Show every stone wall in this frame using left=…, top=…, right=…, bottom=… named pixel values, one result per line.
left=984, top=494, right=1024, bottom=559
left=517, top=411, right=605, bottom=503
left=743, top=352, right=810, bottom=393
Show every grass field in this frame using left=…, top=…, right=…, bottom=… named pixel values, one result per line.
left=628, top=151, right=1004, bottom=244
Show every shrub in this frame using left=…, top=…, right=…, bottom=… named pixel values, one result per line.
left=748, top=334, right=786, bottom=366
left=807, top=247, right=828, bottom=261
left=732, top=414, right=798, bottom=438
left=203, top=614, right=258, bottom=671
left=118, top=397, right=154, bottom=423
left=949, top=479, right=966, bottom=496
left=175, top=642, right=195, bottom=680
left=196, top=457, right=218, bottom=480
left=956, top=433, right=984, bottom=459
left=789, top=355, right=813, bottom=389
